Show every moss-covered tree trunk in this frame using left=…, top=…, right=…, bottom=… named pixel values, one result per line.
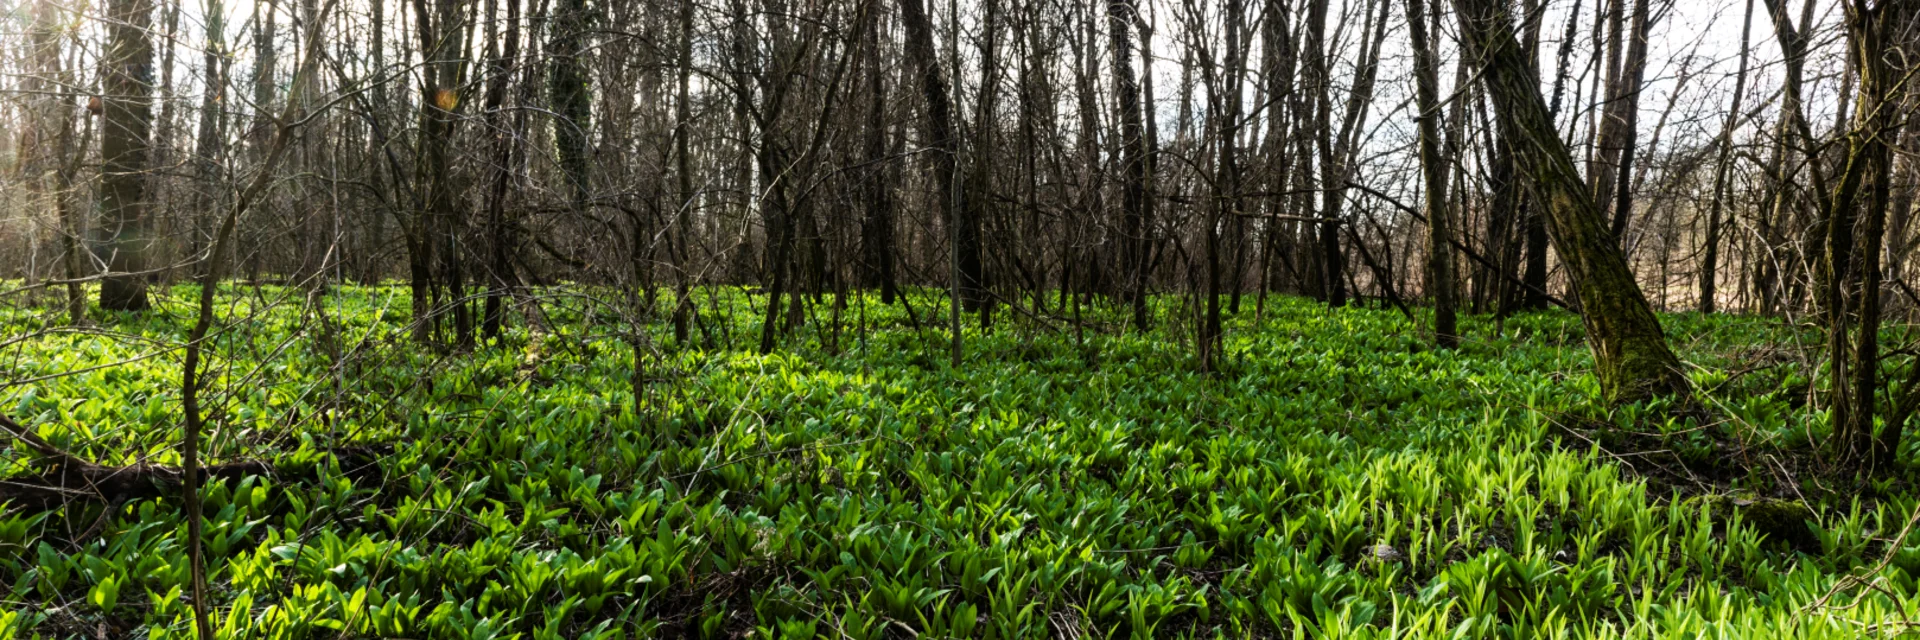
left=1826, top=0, right=1914, bottom=467
left=1453, top=0, right=1688, bottom=403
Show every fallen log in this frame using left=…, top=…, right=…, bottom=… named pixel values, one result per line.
left=1, top=459, right=277, bottom=509
left=0, top=413, right=377, bottom=510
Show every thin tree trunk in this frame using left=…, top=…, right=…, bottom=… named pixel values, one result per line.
left=1110, top=0, right=1154, bottom=330
left=482, top=0, right=524, bottom=340
left=1256, top=0, right=1298, bottom=306
left=1756, top=0, right=1820, bottom=315
left=970, top=0, right=1002, bottom=325
left=550, top=0, right=592, bottom=217
left=670, top=0, right=698, bottom=342
left=1318, top=0, right=1389, bottom=308
left=1601, top=0, right=1653, bottom=241
left=1301, top=0, right=1339, bottom=304
left=860, top=3, right=898, bottom=304
left=896, top=0, right=967, bottom=357
left=1700, top=0, right=1755, bottom=313
left=1409, top=0, right=1456, bottom=348
left=414, top=0, right=473, bottom=346
left=1071, top=0, right=1104, bottom=305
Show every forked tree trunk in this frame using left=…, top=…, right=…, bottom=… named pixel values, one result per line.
left=1320, top=0, right=1388, bottom=309
left=1754, top=0, right=1819, bottom=315
left=1199, top=0, right=1246, bottom=370
left=1597, top=0, right=1652, bottom=240
left=415, top=0, right=473, bottom=346
left=1255, top=0, right=1298, bottom=307
left=1301, top=0, right=1340, bottom=305
left=896, top=0, right=967, bottom=357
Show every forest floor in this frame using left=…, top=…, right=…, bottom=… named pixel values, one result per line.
left=1, top=284, right=1918, bottom=638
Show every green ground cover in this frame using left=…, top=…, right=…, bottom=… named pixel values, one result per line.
left=1, top=285, right=1916, bottom=638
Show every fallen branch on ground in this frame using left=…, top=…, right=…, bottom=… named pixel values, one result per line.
left=0, top=412, right=374, bottom=509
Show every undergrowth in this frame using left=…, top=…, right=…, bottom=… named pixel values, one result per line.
left=1, top=284, right=1917, bottom=638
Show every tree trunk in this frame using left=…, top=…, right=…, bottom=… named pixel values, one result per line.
left=1597, top=0, right=1652, bottom=242
left=1201, top=0, right=1247, bottom=370
left=1827, top=0, right=1915, bottom=467
left=896, top=0, right=969, bottom=357
left=153, top=0, right=181, bottom=282
left=1256, top=0, right=1298, bottom=305
left=1409, top=0, right=1456, bottom=348
left=1700, top=0, right=1756, bottom=313
left=669, top=0, right=698, bottom=342
left=1319, top=0, right=1388, bottom=309
left=1755, top=0, right=1820, bottom=315
left=551, top=0, right=593, bottom=216
left=1110, top=0, right=1154, bottom=330
left=1301, top=0, right=1341, bottom=305
left=969, top=0, right=1001, bottom=325
left=190, top=0, right=228, bottom=283
left=482, top=0, right=525, bottom=340
left=22, top=1, right=85, bottom=323
left=860, top=3, right=898, bottom=304
left=1453, top=0, right=1690, bottom=403
left=415, top=0, right=474, bottom=346
left=98, top=0, right=158, bottom=311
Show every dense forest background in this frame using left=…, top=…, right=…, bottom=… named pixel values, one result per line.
left=5, top=0, right=1920, bottom=636
left=0, top=0, right=1904, bottom=333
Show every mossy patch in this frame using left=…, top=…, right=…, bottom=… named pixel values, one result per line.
left=1696, top=494, right=1819, bottom=553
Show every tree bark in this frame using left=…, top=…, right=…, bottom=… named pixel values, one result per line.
left=1754, top=0, right=1820, bottom=315
left=1300, top=0, right=1341, bottom=304
left=1319, top=0, right=1388, bottom=309
left=1408, top=0, right=1456, bottom=348
left=896, top=0, right=969, bottom=357
left=414, top=0, right=474, bottom=346
left=1256, top=0, right=1298, bottom=306
left=1454, top=0, right=1689, bottom=403
left=969, top=0, right=1002, bottom=325
left=860, top=4, right=898, bottom=304
left=550, top=0, right=593, bottom=216
left=667, top=0, right=699, bottom=342
left=1594, top=0, right=1652, bottom=241
left=482, top=0, right=525, bottom=340
left=98, top=0, right=157, bottom=311
left=1110, top=0, right=1154, bottom=330
left=1826, top=0, right=1915, bottom=466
